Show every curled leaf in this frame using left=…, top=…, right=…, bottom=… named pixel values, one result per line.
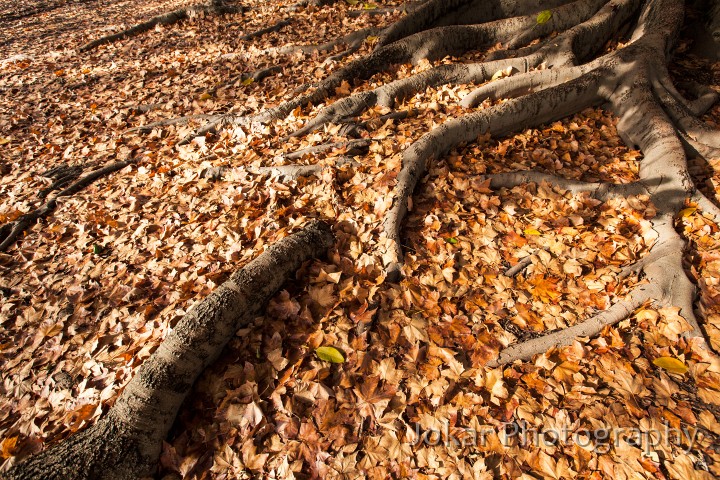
left=316, top=346, right=345, bottom=363
left=653, top=356, right=688, bottom=374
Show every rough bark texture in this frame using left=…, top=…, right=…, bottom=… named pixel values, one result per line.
left=7, top=0, right=720, bottom=475
left=5, top=221, right=334, bottom=480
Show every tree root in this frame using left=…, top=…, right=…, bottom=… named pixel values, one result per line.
left=381, top=69, right=605, bottom=280
left=376, top=0, right=575, bottom=48
left=240, top=18, right=292, bottom=41
left=79, top=2, right=243, bottom=52
left=347, top=1, right=425, bottom=18
left=490, top=216, right=701, bottom=367
left=654, top=72, right=720, bottom=149
left=5, top=221, right=334, bottom=479
left=126, top=114, right=218, bottom=134
left=488, top=282, right=659, bottom=367
left=0, top=158, right=136, bottom=252
left=486, top=170, right=650, bottom=200
left=178, top=0, right=604, bottom=144
left=38, top=165, right=84, bottom=199
left=291, top=0, right=640, bottom=138
left=201, top=156, right=358, bottom=181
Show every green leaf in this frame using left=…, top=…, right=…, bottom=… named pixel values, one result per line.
left=445, top=237, right=459, bottom=244
left=536, top=10, right=552, bottom=25
left=241, top=77, right=254, bottom=86
left=93, top=244, right=102, bottom=255
left=653, top=357, right=688, bottom=374
left=316, top=346, right=345, bottom=363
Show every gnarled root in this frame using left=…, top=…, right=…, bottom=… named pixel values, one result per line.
left=79, top=1, right=243, bottom=52
left=5, top=221, right=334, bottom=479
left=0, top=158, right=136, bottom=252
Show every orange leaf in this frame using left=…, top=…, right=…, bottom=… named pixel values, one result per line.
left=0, top=436, right=18, bottom=458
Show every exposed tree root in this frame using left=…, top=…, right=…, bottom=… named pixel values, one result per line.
left=126, top=114, right=218, bottom=134
left=381, top=69, right=606, bottom=280
left=240, top=18, right=292, bottom=41
left=376, top=0, right=576, bottom=47
left=175, top=0, right=607, bottom=143
left=5, top=221, right=334, bottom=480
left=503, top=246, right=551, bottom=277
left=489, top=283, right=659, bottom=367
left=79, top=1, right=243, bottom=52
left=347, top=1, right=425, bottom=18
left=0, top=158, right=136, bottom=252
left=487, top=171, right=649, bottom=200
left=290, top=0, right=641, bottom=138
left=9, top=0, right=720, bottom=476
left=268, top=26, right=380, bottom=58
left=285, top=138, right=370, bottom=159
left=200, top=155, right=357, bottom=181
left=38, top=165, right=84, bottom=199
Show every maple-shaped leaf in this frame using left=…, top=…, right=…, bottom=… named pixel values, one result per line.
left=0, top=436, right=18, bottom=459
left=354, top=375, right=395, bottom=419
left=526, top=275, right=562, bottom=303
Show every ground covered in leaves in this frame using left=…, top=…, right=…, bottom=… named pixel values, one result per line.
left=1, top=0, right=720, bottom=478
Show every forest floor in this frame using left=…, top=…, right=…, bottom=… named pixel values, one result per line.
left=1, top=0, right=720, bottom=479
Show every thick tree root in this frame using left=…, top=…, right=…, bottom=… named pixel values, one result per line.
left=291, top=0, right=641, bottom=138
left=126, top=114, right=218, bottom=134
left=5, top=220, right=334, bottom=479
left=376, top=0, right=575, bottom=47
left=0, top=158, right=136, bottom=252
left=381, top=69, right=605, bottom=280
left=200, top=156, right=358, bottom=181
left=488, top=283, right=659, bottom=367
left=487, top=171, right=649, bottom=200
left=177, top=0, right=605, bottom=144
left=79, top=2, right=243, bottom=52
left=347, top=1, right=425, bottom=18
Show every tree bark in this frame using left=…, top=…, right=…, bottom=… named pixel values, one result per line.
left=4, top=221, right=334, bottom=480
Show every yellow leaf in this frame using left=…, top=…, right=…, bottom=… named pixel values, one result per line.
left=679, top=207, right=696, bottom=217
left=653, top=357, right=688, bottom=374
left=363, top=2, right=377, bottom=8
left=241, top=77, right=254, bottom=86
left=0, top=436, right=18, bottom=459
left=536, top=10, right=552, bottom=25
left=316, top=346, right=345, bottom=363
left=345, top=0, right=359, bottom=4
left=0, top=138, right=11, bottom=145
left=366, top=36, right=379, bottom=45
left=199, top=92, right=212, bottom=100
left=524, top=228, right=541, bottom=236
